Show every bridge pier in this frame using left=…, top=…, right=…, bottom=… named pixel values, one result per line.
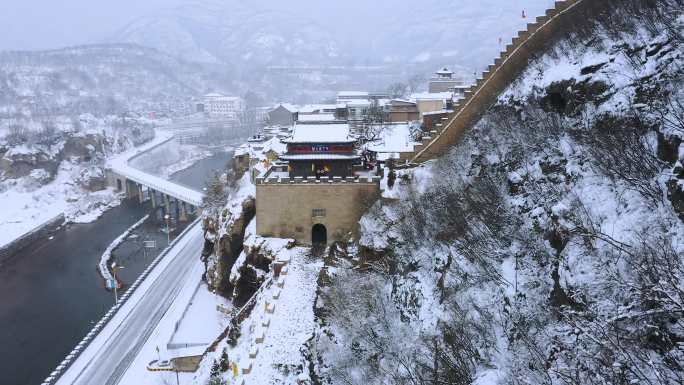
left=164, top=194, right=171, bottom=218
left=150, top=189, right=157, bottom=208
left=125, top=180, right=139, bottom=201
left=138, top=183, right=144, bottom=204
left=179, top=202, right=188, bottom=222
left=173, top=198, right=180, bottom=218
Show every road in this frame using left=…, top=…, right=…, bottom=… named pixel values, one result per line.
left=55, top=223, right=204, bottom=385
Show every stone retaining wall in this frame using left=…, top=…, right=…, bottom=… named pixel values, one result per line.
left=0, top=214, right=65, bottom=264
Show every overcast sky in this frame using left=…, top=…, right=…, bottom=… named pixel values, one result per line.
left=0, top=0, right=375, bottom=50
left=0, top=0, right=556, bottom=52
left=0, top=0, right=183, bottom=50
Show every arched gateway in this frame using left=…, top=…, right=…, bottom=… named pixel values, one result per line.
left=311, top=224, right=327, bottom=246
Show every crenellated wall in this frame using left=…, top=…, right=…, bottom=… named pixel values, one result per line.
left=405, top=0, right=587, bottom=163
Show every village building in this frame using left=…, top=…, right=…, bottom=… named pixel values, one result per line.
left=450, top=84, right=470, bottom=100
left=346, top=99, right=372, bottom=122
left=202, top=93, right=244, bottom=117
left=412, top=92, right=455, bottom=118
left=255, top=123, right=380, bottom=245
left=428, top=67, right=464, bottom=93
left=268, top=103, right=298, bottom=126
left=234, top=134, right=287, bottom=181
left=297, top=104, right=348, bottom=121
left=385, top=99, right=420, bottom=122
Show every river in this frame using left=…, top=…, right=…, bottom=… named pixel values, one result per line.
left=0, top=147, right=233, bottom=385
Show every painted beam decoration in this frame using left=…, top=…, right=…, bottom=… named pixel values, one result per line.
left=287, top=144, right=354, bottom=154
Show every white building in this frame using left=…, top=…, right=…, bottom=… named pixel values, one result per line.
left=202, top=93, right=244, bottom=117
left=337, top=91, right=370, bottom=104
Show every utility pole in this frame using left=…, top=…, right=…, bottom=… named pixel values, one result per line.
left=111, top=262, right=119, bottom=303
left=165, top=214, right=171, bottom=245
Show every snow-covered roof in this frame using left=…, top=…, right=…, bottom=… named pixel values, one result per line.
left=390, top=99, right=416, bottom=106
left=284, top=123, right=354, bottom=144
left=423, top=109, right=453, bottom=116
left=280, top=154, right=360, bottom=161
left=297, top=113, right=337, bottom=122
left=204, top=94, right=242, bottom=102
left=436, top=67, right=453, bottom=76
left=234, top=144, right=251, bottom=157
left=298, top=104, right=338, bottom=113
left=366, top=123, right=417, bottom=154
left=273, top=103, right=298, bottom=113
left=411, top=92, right=453, bottom=101
left=262, top=137, right=287, bottom=154
left=337, top=91, right=369, bottom=97
left=346, top=100, right=372, bottom=107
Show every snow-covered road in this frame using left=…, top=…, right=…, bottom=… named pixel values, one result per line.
left=55, top=223, right=204, bottom=385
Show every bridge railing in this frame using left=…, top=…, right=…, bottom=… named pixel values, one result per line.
left=109, top=130, right=205, bottom=207
left=43, top=219, right=201, bottom=385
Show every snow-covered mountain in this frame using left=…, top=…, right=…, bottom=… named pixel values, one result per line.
left=109, top=1, right=341, bottom=70
left=108, top=0, right=553, bottom=76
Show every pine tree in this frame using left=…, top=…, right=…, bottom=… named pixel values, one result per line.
left=202, top=172, right=227, bottom=216
left=219, top=349, right=229, bottom=372
left=210, top=359, right=220, bottom=378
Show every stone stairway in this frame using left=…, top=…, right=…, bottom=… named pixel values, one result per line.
left=402, top=0, right=586, bottom=164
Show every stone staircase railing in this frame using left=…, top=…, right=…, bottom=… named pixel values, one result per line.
left=403, top=0, right=586, bottom=164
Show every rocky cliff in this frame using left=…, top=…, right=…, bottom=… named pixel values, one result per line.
left=309, top=1, right=684, bottom=384
left=201, top=173, right=257, bottom=298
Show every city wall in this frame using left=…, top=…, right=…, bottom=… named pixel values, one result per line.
left=411, top=0, right=587, bottom=162
left=255, top=176, right=380, bottom=245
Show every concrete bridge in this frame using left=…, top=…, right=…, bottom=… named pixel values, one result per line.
left=402, top=0, right=587, bottom=163
left=106, top=131, right=204, bottom=221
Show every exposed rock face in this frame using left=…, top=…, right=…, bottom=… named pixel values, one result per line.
left=203, top=197, right=256, bottom=296
left=0, top=144, right=62, bottom=180
left=76, top=165, right=107, bottom=191
left=228, top=222, right=295, bottom=301
left=63, top=134, right=105, bottom=162
left=0, top=132, right=107, bottom=183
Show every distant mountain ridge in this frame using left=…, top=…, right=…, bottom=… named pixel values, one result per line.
left=109, top=1, right=342, bottom=70
left=0, top=44, right=234, bottom=117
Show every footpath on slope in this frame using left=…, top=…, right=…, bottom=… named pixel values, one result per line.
left=187, top=234, right=322, bottom=385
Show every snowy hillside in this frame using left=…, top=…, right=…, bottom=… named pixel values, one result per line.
left=308, top=1, right=684, bottom=384
left=0, top=44, right=233, bottom=119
